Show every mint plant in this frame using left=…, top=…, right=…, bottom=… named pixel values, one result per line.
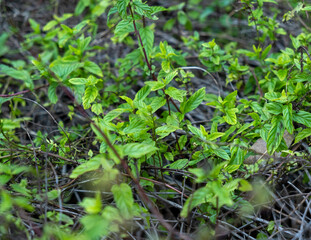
left=2, top=0, right=311, bottom=239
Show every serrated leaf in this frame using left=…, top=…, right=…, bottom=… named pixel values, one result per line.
left=293, top=110, right=311, bottom=128
left=267, top=115, right=285, bottom=154
left=114, top=19, right=134, bottom=39
left=49, top=60, right=81, bottom=80
left=161, top=60, right=170, bottom=72
left=123, top=142, right=158, bottom=158
left=111, top=183, right=134, bottom=219
left=145, top=81, right=165, bottom=91
left=123, top=116, right=147, bottom=134
left=117, top=0, right=130, bottom=18
left=164, top=70, right=178, bottom=84
left=182, top=87, right=205, bottom=113
left=91, top=103, right=102, bottom=115
left=107, top=6, right=118, bottom=24
left=151, top=6, right=167, bottom=15
left=223, top=108, right=238, bottom=125
left=266, top=102, right=282, bottom=115
left=149, top=96, right=166, bottom=113
left=139, top=26, right=154, bottom=59
left=282, top=103, right=294, bottom=134
left=48, top=83, right=58, bottom=104
left=165, top=87, right=187, bottom=102
left=223, top=90, right=237, bottom=105
left=83, top=61, right=103, bottom=77
left=273, top=69, right=288, bottom=81
left=83, top=86, right=98, bottom=109
left=134, top=85, right=151, bottom=102
left=294, top=128, right=311, bottom=144
left=156, top=124, right=180, bottom=139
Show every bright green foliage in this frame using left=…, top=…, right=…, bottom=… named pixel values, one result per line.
left=2, top=0, right=311, bottom=239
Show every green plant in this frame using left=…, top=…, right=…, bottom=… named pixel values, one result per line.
left=2, top=0, right=311, bottom=239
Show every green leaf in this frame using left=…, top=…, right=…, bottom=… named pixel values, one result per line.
left=261, top=44, right=271, bottom=59
left=114, top=19, right=134, bottom=39
left=75, top=0, right=90, bottom=15
left=223, top=91, right=237, bottom=106
left=104, top=108, right=127, bottom=122
left=188, top=125, right=205, bottom=140
left=273, top=69, right=288, bottom=81
left=10, top=179, right=31, bottom=198
left=0, top=33, right=9, bottom=56
left=206, top=132, right=224, bottom=141
left=111, top=183, right=134, bottom=219
left=69, top=78, right=88, bottom=85
left=0, top=118, right=20, bottom=131
left=82, top=86, right=98, bottom=109
left=156, top=124, right=180, bottom=139
left=134, top=85, right=151, bottom=102
left=149, top=96, right=166, bottom=113
left=145, top=81, right=165, bottom=91
left=91, top=103, right=103, bottom=115
left=123, top=116, right=148, bottom=134
left=239, top=179, right=253, bottom=191
left=177, top=10, right=188, bottom=25
left=29, top=18, right=40, bottom=34
left=161, top=60, right=170, bottom=72
left=73, top=20, right=90, bottom=34
left=266, top=102, right=282, bottom=115
left=49, top=60, right=81, bottom=80
left=80, top=192, right=102, bottom=214
left=48, top=83, right=58, bottom=104
left=212, top=148, right=230, bottom=160
left=282, top=103, right=294, bottom=134
left=139, top=26, right=154, bottom=59
left=164, top=70, right=178, bottom=85
left=43, top=20, right=58, bottom=31
left=182, top=87, right=205, bottom=114
left=290, top=34, right=300, bottom=49
left=166, top=159, right=188, bottom=169
left=267, top=115, right=285, bottom=154
left=165, top=87, right=187, bottom=102
left=70, top=157, right=101, bottom=178
left=293, top=110, right=311, bottom=128
left=83, top=61, right=103, bottom=77
left=181, top=186, right=212, bottom=218
left=123, top=142, right=158, bottom=158
left=223, top=108, right=238, bottom=125
left=117, top=0, right=130, bottom=18
left=294, top=128, right=311, bottom=144
left=0, top=64, right=33, bottom=89
left=80, top=215, right=109, bottom=238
